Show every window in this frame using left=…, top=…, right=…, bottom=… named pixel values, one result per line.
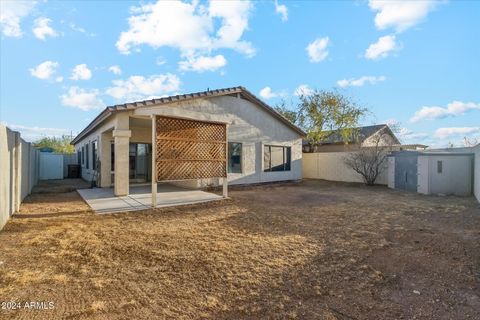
left=437, top=160, right=443, bottom=173
left=86, top=143, right=90, bottom=169
left=92, top=141, right=98, bottom=170
left=111, top=143, right=115, bottom=171
left=77, top=149, right=81, bottom=165
left=228, top=142, right=242, bottom=173
left=264, top=145, right=291, bottom=172
left=81, top=146, right=85, bottom=166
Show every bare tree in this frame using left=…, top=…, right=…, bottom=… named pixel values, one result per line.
left=343, top=131, right=392, bottom=185
left=463, top=136, right=479, bottom=147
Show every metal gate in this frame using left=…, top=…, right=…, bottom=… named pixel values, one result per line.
left=39, top=152, right=64, bottom=180
left=394, top=154, right=418, bottom=192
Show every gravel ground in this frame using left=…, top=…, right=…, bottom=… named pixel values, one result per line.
left=0, top=179, right=479, bottom=319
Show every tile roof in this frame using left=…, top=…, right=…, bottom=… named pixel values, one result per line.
left=71, top=86, right=306, bottom=144
left=303, top=124, right=400, bottom=145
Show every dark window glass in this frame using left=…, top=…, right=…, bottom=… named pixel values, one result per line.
left=86, top=143, right=90, bottom=169
left=92, top=141, right=98, bottom=170
left=263, top=145, right=291, bottom=172
left=228, top=142, right=242, bottom=173
left=77, top=150, right=81, bottom=165
left=437, top=160, right=443, bottom=173
left=81, top=146, right=85, bottom=165
left=111, top=143, right=115, bottom=171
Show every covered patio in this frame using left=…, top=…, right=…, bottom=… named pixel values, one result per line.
left=77, top=184, right=223, bottom=214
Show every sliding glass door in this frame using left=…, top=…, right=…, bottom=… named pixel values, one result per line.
left=129, top=143, right=152, bottom=183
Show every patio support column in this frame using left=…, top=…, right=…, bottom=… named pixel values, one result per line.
left=223, top=123, right=228, bottom=198
left=113, top=113, right=131, bottom=196
left=151, top=115, right=157, bottom=207
left=99, top=132, right=111, bottom=187
left=222, top=177, right=228, bottom=198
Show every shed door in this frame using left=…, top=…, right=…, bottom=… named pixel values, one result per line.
left=394, top=156, right=417, bottom=192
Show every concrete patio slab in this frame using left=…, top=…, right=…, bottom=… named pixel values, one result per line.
left=77, top=184, right=223, bottom=214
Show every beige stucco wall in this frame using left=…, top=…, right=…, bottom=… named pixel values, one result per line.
left=362, top=129, right=398, bottom=147
left=1, top=124, right=39, bottom=230
left=302, top=152, right=388, bottom=185
left=387, top=156, right=395, bottom=189
left=73, top=95, right=303, bottom=190
left=309, top=143, right=361, bottom=153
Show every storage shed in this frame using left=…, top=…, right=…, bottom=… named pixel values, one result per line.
left=388, top=151, right=474, bottom=196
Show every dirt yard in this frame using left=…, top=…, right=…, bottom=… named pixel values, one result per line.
left=0, top=180, right=479, bottom=319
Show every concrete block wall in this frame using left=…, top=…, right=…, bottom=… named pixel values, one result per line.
left=302, top=152, right=388, bottom=185
left=0, top=124, right=39, bottom=230
left=474, top=145, right=480, bottom=203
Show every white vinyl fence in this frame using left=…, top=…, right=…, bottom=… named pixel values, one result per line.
left=0, top=124, right=40, bottom=230
left=302, top=152, right=388, bottom=185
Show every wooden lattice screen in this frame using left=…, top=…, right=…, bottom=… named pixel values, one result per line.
left=155, top=116, right=227, bottom=181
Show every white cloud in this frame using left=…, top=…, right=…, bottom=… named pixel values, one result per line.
left=70, top=64, right=92, bottom=80
left=274, top=0, right=288, bottom=22
left=29, top=60, right=59, bottom=80
left=2, top=122, right=72, bottom=141
left=179, top=54, right=226, bottom=72
left=69, top=23, right=85, bottom=34
left=410, top=101, right=480, bottom=123
left=105, top=73, right=181, bottom=102
left=337, top=75, right=386, bottom=88
left=69, top=23, right=95, bottom=37
left=156, top=56, right=167, bottom=65
left=108, top=65, right=122, bottom=75
left=259, top=86, right=286, bottom=100
left=116, top=0, right=254, bottom=59
left=364, top=35, right=398, bottom=60
left=397, top=127, right=429, bottom=141
left=434, top=127, right=480, bottom=139
left=60, top=87, right=105, bottom=111
left=0, top=0, right=36, bottom=37
left=294, top=84, right=314, bottom=97
left=369, top=0, right=438, bottom=33
left=306, top=37, right=329, bottom=63
left=32, top=17, right=58, bottom=40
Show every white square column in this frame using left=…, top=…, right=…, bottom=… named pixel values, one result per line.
left=113, top=129, right=131, bottom=196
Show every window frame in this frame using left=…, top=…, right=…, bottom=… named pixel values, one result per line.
left=263, top=144, right=292, bottom=172
left=111, top=142, right=115, bottom=172
left=92, top=140, right=98, bottom=171
left=81, top=146, right=85, bottom=166
left=228, top=142, right=243, bottom=174
left=85, top=143, right=90, bottom=169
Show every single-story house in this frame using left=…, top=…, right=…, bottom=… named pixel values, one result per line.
left=71, top=86, right=305, bottom=197
left=303, top=124, right=428, bottom=153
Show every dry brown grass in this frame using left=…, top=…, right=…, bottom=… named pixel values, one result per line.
left=0, top=180, right=479, bottom=319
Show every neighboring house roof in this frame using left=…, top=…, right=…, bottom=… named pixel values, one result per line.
left=303, top=124, right=400, bottom=146
left=71, top=86, right=306, bottom=145
left=395, top=143, right=429, bottom=150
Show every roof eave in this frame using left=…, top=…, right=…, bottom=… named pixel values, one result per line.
left=71, top=86, right=306, bottom=145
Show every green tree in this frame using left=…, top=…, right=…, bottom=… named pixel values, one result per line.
left=274, top=99, right=300, bottom=126
left=297, top=90, right=367, bottom=147
left=33, top=135, right=75, bottom=154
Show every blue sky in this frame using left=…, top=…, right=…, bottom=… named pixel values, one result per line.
left=0, top=0, right=479, bottom=147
